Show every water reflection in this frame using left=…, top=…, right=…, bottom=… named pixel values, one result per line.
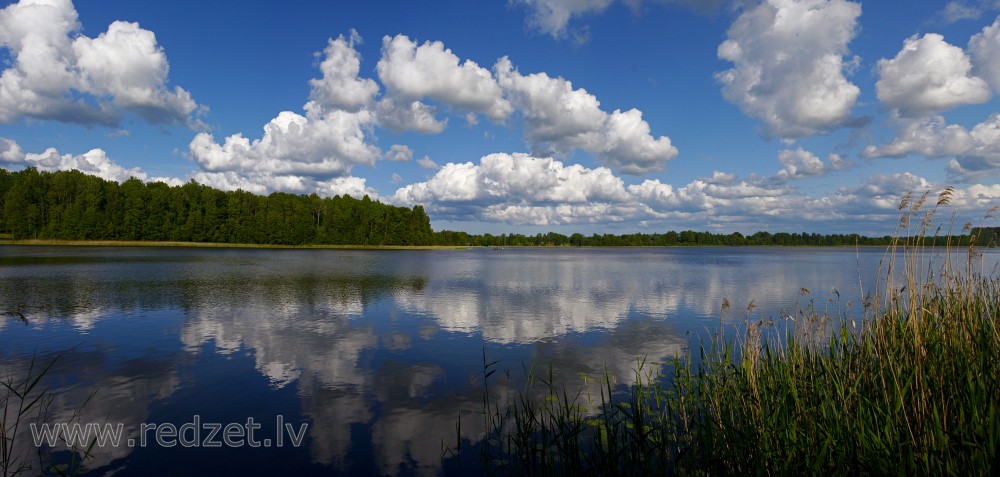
left=1, top=246, right=998, bottom=475
left=0, top=349, right=181, bottom=470
left=391, top=248, right=890, bottom=344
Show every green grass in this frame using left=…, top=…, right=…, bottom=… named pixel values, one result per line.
left=450, top=189, right=1000, bottom=476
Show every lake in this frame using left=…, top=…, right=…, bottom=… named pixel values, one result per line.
left=1, top=245, right=997, bottom=475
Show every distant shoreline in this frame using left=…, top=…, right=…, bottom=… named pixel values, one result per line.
left=0, top=239, right=895, bottom=250
left=0, top=239, right=470, bottom=251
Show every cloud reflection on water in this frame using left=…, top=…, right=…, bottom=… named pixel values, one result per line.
left=5, top=247, right=994, bottom=475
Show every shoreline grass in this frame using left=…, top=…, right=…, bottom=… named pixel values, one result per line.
left=450, top=189, right=1000, bottom=475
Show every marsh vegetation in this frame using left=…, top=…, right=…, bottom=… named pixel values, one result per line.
left=452, top=190, right=1000, bottom=475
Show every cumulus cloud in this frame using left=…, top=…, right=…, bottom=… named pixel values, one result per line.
left=511, top=0, right=614, bottom=39
left=494, top=57, right=677, bottom=174
left=187, top=32, right=384, bottom=197
left=416, top=156, right=440, bottom=170
left=385, top=144, right=413, bottom=162
left=390, top=151, right=804, bottom=228
left=864, top=113, right=1000, bottom=179
left=969, top=15, right=1000, bottom=91
left=0, top=138, right=25, bottom=163
left=308, top=30, right=379, bottom=113
left=876, top=33, right=991, bottom=116
left=319, top=176, right=380, bottom=199
left=774, top=148, right=828, bottom=181
left=188, top=169, right=379, bottom=199
left=0, top=138, right=179, bottom=184
left=375, top=34, right=511, bottom=130
left=864, top=116, right=976, bottom=159
left=715, top=0, right=862, bottom=139
left=388, top=148, right=997, bottom=233
left=0, top=0, right=201, bottom=127
left=189, top=108, right=380, bottom=178
left=23, top=148, right=150, bottom=183
left=374, top=98, right=446, bottom=133
left=838, top=172, right=934, bottom=207
left=391, top=153, right=635, bottom=224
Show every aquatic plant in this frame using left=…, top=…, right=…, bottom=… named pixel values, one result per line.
left=1, top=350, right=95, bottom=477
left=450, top=188, right=1000, bottom=475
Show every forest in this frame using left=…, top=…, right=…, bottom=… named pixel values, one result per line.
left=1, top=168, right=996, bottom=247
left=0, top=168, right=433, bottom=246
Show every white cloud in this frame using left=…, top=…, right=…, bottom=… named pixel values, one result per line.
left=318, top=176, right=379, bottom=199
left=0, top=139, right=180, bottom=185
left=417, top=156, right=441, bottom=170
left=494, top=57, right=677, bottom=174
left=600, top=108, right=679, bottom=174
left=716, top=0, right=862, bottom=139
left=876, top=33, right=991, bottom=116
left=622, top=0, right=730, bottom=15
left=388, top=148, right=997, bottom=233
left=308, top=30, right=379, bottom=113
left=941, top=1, right=984, bottom=23
left=390, top=152, right=811, bottom=227
left=840, top=172, right=933, bottom=201
left=187, top=33, right=386, bottom=197
left=189, top=108, right=380, bottom=178
left=25, top=148, right=149, bottom=183
left=374, top=98, right=447, bottom=133
left=863, top=114, right=1000, bottom=178
left=969, top=15, right=1000, bottom=91
left=828, top=153, right=852, bottom=171
left=187, top=169, right=378, bottom=199
left=392, top=153, right=633, bottom=225
left=0, top=0, right=201, bottom=127
left=774, top=147, right=827, bottom=181
left=386, top=144, right=413, bottom=162
left=375, top=34, right=511, bottom=129
left=0, top=138, right=25, bottom=163
left=511, top=0, right=614, bottom=39
left=864, top=115, right=976, bottom=159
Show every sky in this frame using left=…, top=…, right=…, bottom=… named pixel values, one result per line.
left=2, top=0, right=1000, bottom=236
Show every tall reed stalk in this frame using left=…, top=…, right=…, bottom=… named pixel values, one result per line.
left=453, top=189, right=1000, bottom=476
left=2, top=351, right=95, bottom=476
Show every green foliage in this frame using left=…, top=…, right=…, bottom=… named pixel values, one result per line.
left=0, top=168, right=434, bottom=246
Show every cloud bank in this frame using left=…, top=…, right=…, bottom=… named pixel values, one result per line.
left=0, top=0, right=202, bottom=127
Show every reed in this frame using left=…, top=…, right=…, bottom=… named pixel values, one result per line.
left=454, top=189, right=1000, bottom=475
left=2, top=350, right=95, bottom=476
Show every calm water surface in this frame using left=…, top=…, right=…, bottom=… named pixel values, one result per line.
left=1, top=245, right=997, bottom=475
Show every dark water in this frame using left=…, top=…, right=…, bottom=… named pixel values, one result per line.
left=1, top=245, right=997, bottom=475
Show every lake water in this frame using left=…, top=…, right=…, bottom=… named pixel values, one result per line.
left=1, top=245, right=997, bottom=475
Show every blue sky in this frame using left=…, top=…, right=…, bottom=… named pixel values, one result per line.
left=2, top=0, right=1000, bottom=235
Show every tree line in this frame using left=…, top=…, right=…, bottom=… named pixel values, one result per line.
left=434, top=229, right=896, bottom=247
left=0, top=168, right=433, bottom=245
left=1, top=168, right=994, bottom=247
left=435, top=229, right=997, bottom=247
